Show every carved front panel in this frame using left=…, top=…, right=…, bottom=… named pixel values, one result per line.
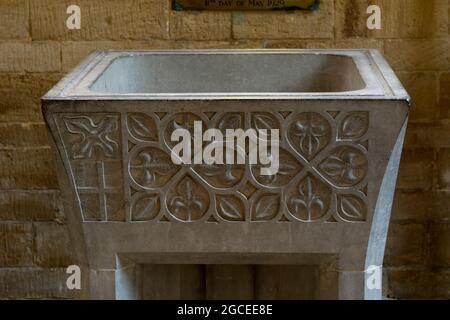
left=55, top=110, right=369, bottom=224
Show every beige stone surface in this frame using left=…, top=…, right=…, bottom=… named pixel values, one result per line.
left=385, top=40, right=450, bottom=71
left=0, top=268, right=78, bottom=299
left=0, top=42, right=61, bottom=72
left=0, top=0, right=29, bottom=40
left=0, top=223, right=33, bottom=267
left=431, top=191, right=450, bottom=222
left=0, top=191, right=62, bottom=221
left=34, top=222, right=73, bottom=268
left=405, top=122, right=450, bottom=148
left=397, top=72, right=439, bottom=121
left=0, top=0, right=448, bottom=299
left=385, top=269, right=433, bottom=299
left=439, top=73, right=450, bottom=119
left=0, top=74, right=62, bottom=123
left=335, top=0, right=449, bottom=39
left=397, top=149, right=434, bottom=191
left=437, top=149, right=450, bottom=189
left=0, top=148, right=58, bottom=189
left=391, top=191, right=432, bottom=221
left=0, top=123, right=49, bottom=148
left=30, top=0, right=169, bottom=40
left=170, top=11, right=232, bottom=40
left=232, top=0, right=334, bottom=39
left=264, top=39, right=384, bottom=50
left=430, top=223, right=450, bottom=267
left=385, top=223, right=424, bottom=266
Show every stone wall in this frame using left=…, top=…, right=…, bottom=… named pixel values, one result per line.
left=0, top=0, right=448, bottom=299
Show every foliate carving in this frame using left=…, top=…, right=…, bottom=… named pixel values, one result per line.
left=57, top=110, right=370, bottom=224
left=337, top=194, right=367, bottom=222
left=252, top=193, right=280, bottom=221
left=251, top=112, right=280, bottom=132
left=194, top=163, right=245, bottom=188
left=217, top=113, right=244, bottom=133
left=131, top=193, right=160, bottom=221
left=127, top=113, right=158, bottom=142
left=129, top=147, right=179, bottom=188
left=216, top=195, right=245, bottom=222
left=63, top=115, right=119, bottom=159
left=251, top=149, right=302, bottom=187
left=338, top=112, right=369, bottom=140
left=239, top=182, right=258, bottom=199
left=319, top=146, right=368, bottom=187
left=288, top=112, right=331, bottom=160
left=167, top=176, right=210, bottom=221
left=164, top=112, right=202, bottom=148
left=287, top=175, right=331, bottom=221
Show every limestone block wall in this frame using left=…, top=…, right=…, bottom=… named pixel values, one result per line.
left=0, top=0, right=448, bottom=299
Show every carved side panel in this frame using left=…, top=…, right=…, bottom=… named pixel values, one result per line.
left=56, top=110, right=369, bottom=224
left=58, top=114, right=124, bottom=221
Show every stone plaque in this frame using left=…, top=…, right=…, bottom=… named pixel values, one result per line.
left=172, top=0, right=319, bottom=11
